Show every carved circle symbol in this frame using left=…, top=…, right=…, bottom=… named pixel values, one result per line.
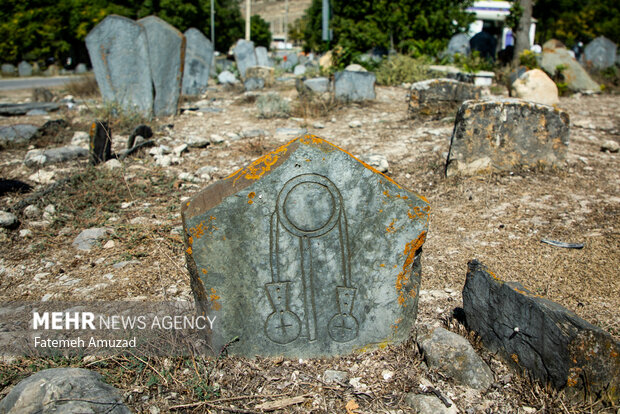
left=328, top=313, right=359, bottom=343
left=277, top=174, right=341, bottom=238
left=265, top=311, right=301, bottom=344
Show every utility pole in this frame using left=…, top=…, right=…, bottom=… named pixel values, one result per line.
left=322, top=0, right=330, bottom=44
left=245, top=0, right=251, bottom=40
left=210, top=0, right=215, bottom=47
left=284, top=0, right=289, bottom=46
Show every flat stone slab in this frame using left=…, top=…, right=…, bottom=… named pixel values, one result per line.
left=409, top=78, right=482, bottom=118
left=0, top=124, right=38, bottom=147
left=334, top=71, right=376, bottom=102
left=24, top=146, right=88, bottom=167
left=86, top=14, right=153, bottom=117
left=139, top=16, right=185, bottom=116
left=182, top=28, right=214, bottom=96
left=445, top=98, right=570, bottom=177
left=0, top=103, right=60, bottom=116
left=463, top=260, right=620, bottom=404
left=182, top=135, right=430, bottom=357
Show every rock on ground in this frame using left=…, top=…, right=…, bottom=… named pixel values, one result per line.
left=0, top=124, right=38, bottom=147
left=0, top=368, right=131, bottom=413
left=463, top=260, right=620, bottom=404
left=512, top=69, right=559, bottom=106
left=417, top=325, right=494, bottom=390
left=72, top=227, right=111, bottom=251
left=0, top=211, right=18, bottom=229
left=334, top=71, right=376, bottom=102
left=409, top=78, right=482, bottom=119
left=541, top=40, right=600, bottom=92
left=405, top=393, right=458, bottom=414
left=24, top=146, right=88, bottom=167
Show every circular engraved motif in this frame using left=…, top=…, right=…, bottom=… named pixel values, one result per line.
left=277, top=174, right=341, bottom=238
left=265, top=311, right=302, bottom=344
left=328, top=313, right=359, bottom=343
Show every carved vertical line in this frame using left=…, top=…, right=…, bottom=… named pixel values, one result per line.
left=300, top=236, right=317, bottom=341
left=269, top=212, right=280, bottom=283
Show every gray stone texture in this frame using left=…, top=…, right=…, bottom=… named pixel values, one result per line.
left=0, top=368, right=131, bottom=413
left=446, top=33, right=471, bottom=58
left=255, top=46, right=273, bottom=67
left=409, top=78, right=482, bottom=118
left=294, top=64, right=307, bottom=76
left=72, top=227, right=111, bottom=251
left=280, top=52, right=299, bottom=71
left=418, top=326, right=494, bottom=390
left=463, top=260, right=620, bottom=404
left=244, top=77, right=265, bottom=91
left=233, top=39, right=257, bottom=79
left=245, top=66, right=275, bottom=87
left=217, top=70, right=238, bottom=84
left=0, top=103, right=59, bottom=116
left=18, top=61, right=32, bottom=77
left=583, top=36, right=617, bottom=70
left=0, top=211, right=19, bottom=229
left=86, top=15, right=153, bottom=117
left=541, top=40, right=600, bottom=92
left=0, top=124, right=38, bottom=147
left=24, top=146, right=88, bottom=167
left=299, top=77, right=330, bottom=94
left=405, top=394, right=458, bottom=414
left=512, top=69, right=559, bottom=106
left=1, top=64, right=16, bottom=75
left=445, top=99, right=570, bottom=177
left=139, top=16, right=185, bottom=116
left=334, top=71, right=376, bottom=102
left=75, top=63, right=88, bottom=74
left=182, top=136, right=429, bottom=357
left=182, top=28, right=214, bottom=96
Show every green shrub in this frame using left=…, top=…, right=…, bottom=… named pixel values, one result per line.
left=375, top=54, right=431, bottom=86
left=519, top=50, right=539, bottom=69
left=452, top=51, right=495, bottom=73
left=256, top=93, right=290, bottom=119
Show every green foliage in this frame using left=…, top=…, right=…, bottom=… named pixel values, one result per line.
left=375, top=54, right=432, bottom=86
left=519, top=50, right=539, bottom=69
left=452, top=51, right=495, bottom=73
left=256, top=93, right=290, bottom=119
left=505, top=2, right=523, bottom=31
left=250, top=15, right=272, bottom=48
left=534, top=0, right=620, bottom=46
left=300, top=0, right=474, bottom=63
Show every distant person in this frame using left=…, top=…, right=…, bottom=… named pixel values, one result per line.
left=470, top=23, right=498, bottom=61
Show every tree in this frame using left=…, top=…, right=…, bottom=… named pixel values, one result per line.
left=511, top=0, right=533, bottom=65
left=250, top=14, right=272, bottom=48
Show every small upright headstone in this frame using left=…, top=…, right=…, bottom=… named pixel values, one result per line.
left=182, top=135, right=430, bottom=357
left=446, top=33, right=471, bottom=58
left=297, top=77, right=330, bottom=95
left=445, top=98, right=570, bottom=177
left=255, top=46, right=273, bottom=67
left=89, top=121, right=112, bottom=165
left=583, top=36, right=617, bottom=70
left=409, top=78, right=482, bottom=118
left=139, top=16, right=185, bottom=116
left=334, top=71, right=376, bottom=102
left=1, top=64, right=16, bottom=76
left=18, top=61, right=32, bottom=77
left=75, top=63, right=88, bottom=74
left=85, top=15, right=153, bottom=117
left=233, top=39, right=257, bottom=79
left=293, top=64, right=306, bottom=76
left=182, top=28, right=214, bottom=96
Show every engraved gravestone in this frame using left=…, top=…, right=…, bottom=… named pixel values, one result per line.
left=85, top=15, right=153, bottom=117
left=233, top=39, right=257, bottom=79
left=182, top=135, right=430, bottom=357
left=139, top=16, right=185, bottom=116
left=182, top=28, right=214, bottom=96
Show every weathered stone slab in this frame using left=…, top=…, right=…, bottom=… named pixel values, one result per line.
left=409, top=78, right=482, bottom=118
left=334, top=71, right=376, bottom=102
left=446, top=33, right=470, bottom=58
left=85, top=15, right=153, bottom=117
left=584, top=36, right=617, bottom=70
left=445, top=99, right=570, bottom=177
left=0, top=368, right=131, bottom=413
left=24, top=146, right=88, bottom=167
left=233, top=39, right=257, bottom=79
left=0, top=124, right=38, bottom=147
left=541, top=40, right=599, bottom=92
left=182, top=28, right=214, bottom=96
left=255, top=46, right=273, bottom=67
left=0, top=103, right=60, bottom=116
left=182, top=135, right=430, bottom=357
left=463, top=260, right=620, bottom=404
left=512, top=69, right=559, bottom=106
left=18, top=61, right=32, bottom=77
left=297, top=77, right=330, bottom=94
left=139, top=16, right=185, bottom=116
left=245, top=66, right=275, bottom=87
left=280, top=52, right=299, bottom=71
left=1, top=64, right=16, bottom=76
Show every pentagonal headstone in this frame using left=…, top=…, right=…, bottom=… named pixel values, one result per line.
left=139, top=16, right=185, bottom=116
left=85, top=15, right=153, bottom=117
left=445, top=98, right=570, bottom=177
left=182, top=28, right=214, bottom=96
left=182, top=135, right=430, bottom=357
left=334, top=71, right=376, bottom=102
left=584, top=36, right=617, bottom=70
left=18, top=61, right=32, bottom=77
left=233, top=39, right=257, bottom=79
left=446, top=33, right=471, bottom=57
left=255, top=46, right=273, bottom=67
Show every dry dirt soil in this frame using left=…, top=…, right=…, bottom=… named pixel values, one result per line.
left=0, top=79, right=618, bottom=413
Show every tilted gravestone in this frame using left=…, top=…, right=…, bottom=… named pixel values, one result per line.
left=18, top=61, right=33, bottom=77
left=255, top=46, right=273, bottom=67
left=445, top=98, right=570, bottom=177
left=233, top=39, right=257, bottom=80
left=583, top=36, right=617, bottom=70
left=139, top=16, right=185, bottom=116
left=86, top=15, right=153, bottom=117
left=409, top=78, right=482, bottom=119
left=334, top=71, right=376, bottom=102
left=182, top=28, right=214, bottom=96
left=182, top=135, right=430, bottom=357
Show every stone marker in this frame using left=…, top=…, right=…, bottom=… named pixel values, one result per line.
left=334, top=71, right=376, bottom=102
left=512, top=68, right=559, bottom=106
left=280, top=52, right=299, bottom=71
left=255, top=46, right=273, bottom=67
left=182, top=28, right=214, bottom=96
left=1, top=64, right=16, bottom=76
left=245, top=66, right=275, bottom=87
left=139, top=16, right=185, bottom=116
left=86, top=15, right=153, bottom=117
left=0, top=368, right=131, bottom=414
left=583, top=36, right=617, bottom=70
left=541, top=39, right=599, bottom=92
left=445, top=98, right=570, bottom=177
left=182, top=135, right=430, bottom=357
left=233, top=39, right=257, bottom=79
left=294, top=64, right=306, bottom=76
left=75, top=63, right=88, bottom=74
left=18, top=61, right=32, bottom=77
left=217, top=70, right=238, bottom=85
left=446, top=33, right=471, bottom=58
left=244, top=77, right=265, bottom=91
left=463, top=260, right=620, bottom=403
left=297, top=77, right=330, bottom=95
left=89, top=121, right=112, bottom=165
left=0, top=102, right=59, bottom=116
left=0, top=125, right=39, bottom=147
left=409, top=78, right=482, bottom=118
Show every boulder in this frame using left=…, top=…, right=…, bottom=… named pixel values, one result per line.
left=541, top=40, right=600, bottom=92
left=279, top=52, right=299, bottom=71
left=297, top=77, right=330, bottom=95
left=294, top=64, right=307, bottom=76
left=0, top=211, right=19, bottom=229
left=334, top=71, right=376, bottom=102
left=409, top=78, right=482, bottom=118
left=1, top=64, right=16, bottom=76
left=233, top=39, right=257, bottom=79
left=463, top=260, right=620, bottom=404
left=245, top=66, right=275, bottom=87
left=583, top=36, right=617, bottom=70
left=75, top=63, right=88, bottom=74
left=182, top=28, right=214, bottom=96
left=445, top=98, right=570, bottom=177
left=0, top=368, right=131, bottom=413
left=72, top=227, right=111, bottom=251
left=512, top=69, right=559, bottom=106
left=217, top=70, right=238, bottom=85
left=0, top=125, right=38, bottom=147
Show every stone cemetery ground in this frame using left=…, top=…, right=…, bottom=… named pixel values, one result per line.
left=0, top=78, right=619, bottom=413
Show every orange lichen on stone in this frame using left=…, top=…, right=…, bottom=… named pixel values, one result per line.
left=395, top=231, right=426, bottom=306
left=188, top=236, right=193, bottom=245
left=386, top=219, right=397, bottom=233
left=231, top=144, right=290, bottom=185
left=511, top=353, right=519, bottom=364
left=248, top=191, right=256, bottom=204
left=186, top=246, right=192, bottom=255
left=201, top=268, right=207, bottom=274
left=189, top=216, right=218, bottom=240
left=209, top=287, right=222, bottom=311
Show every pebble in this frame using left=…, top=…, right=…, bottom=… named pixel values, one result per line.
left=349, top=120, right=362, bottom=128
left=0, top=211, right=18, bottom=229
left=19, top=229, right=32, bottom=238
left=103, top=240, right=115, bottom=249
left=23, top=205, right=41, bottom=219
left=601, top=140, right=619, bottom=153
left=104, top=159, right=122, bottom=170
